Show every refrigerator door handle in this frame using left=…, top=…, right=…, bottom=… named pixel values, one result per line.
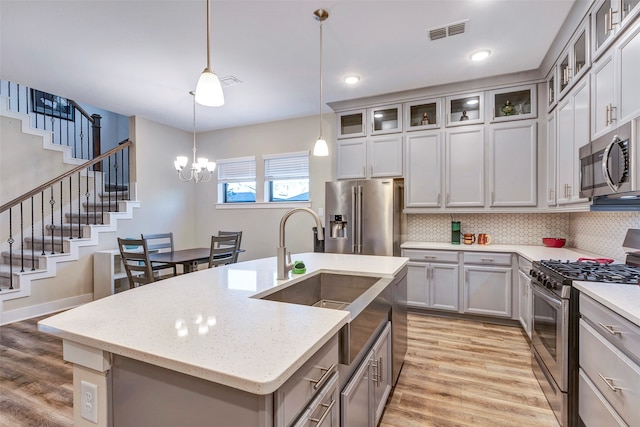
left=351, top=186, right=357, bottom=253
left=356, top=185, right=363, bottom=254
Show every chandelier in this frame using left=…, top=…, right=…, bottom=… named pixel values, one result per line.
left=174, top=92, right=216, bottom=183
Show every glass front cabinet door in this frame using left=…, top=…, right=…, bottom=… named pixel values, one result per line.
left=370, top=104, right=403, bottom=135
left=590, top=0, right=640, bottom=59
left=446, top=92, right=484, bottom=127
left=488, top=85, right=537, bottom=122
left=547, top=71, right=556, bottom=111
left=337, top=109, right=367, bottom=139
left=405, top=98, right=441, bottom=131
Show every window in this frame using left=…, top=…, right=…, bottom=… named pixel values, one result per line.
left=217, top=157, right=256, bottom=203
left=264, top=151, right=309, bottom=202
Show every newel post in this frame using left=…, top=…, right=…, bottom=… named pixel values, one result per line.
left=92, top=113, right=102, bottom=171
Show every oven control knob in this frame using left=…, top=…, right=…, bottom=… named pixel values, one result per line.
left=530, top=270, right=537, bottom=279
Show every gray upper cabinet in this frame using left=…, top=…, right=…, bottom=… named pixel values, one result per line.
left=404, top=98, right=442, bottom=131
left=592, top=0, right=640, bottom=60
left=337, top=109, right=367, bottom=139
left=445, top=92, right=484, bottom=127
left=488, top=84, right=537, bottom=123
left=558, top=18, right=590, bottom=100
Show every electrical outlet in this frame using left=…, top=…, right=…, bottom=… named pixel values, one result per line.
left=80, top=380, right=98, bottom=423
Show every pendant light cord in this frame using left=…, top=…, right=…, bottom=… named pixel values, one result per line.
left=319, top=18, right=323, bottom=139
left=205, top=0, right=211, bottom=70
left=192, top=92, right=197, bottom=161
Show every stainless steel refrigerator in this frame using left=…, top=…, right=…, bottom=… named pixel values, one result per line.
left=324, top=179, right=406, bottom=256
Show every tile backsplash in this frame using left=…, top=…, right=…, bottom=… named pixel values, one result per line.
left=407, top=213, right=570, bottom=245
left=570, top=212, right=640, bottom=261
left=407, top=211, right=640, bottom=261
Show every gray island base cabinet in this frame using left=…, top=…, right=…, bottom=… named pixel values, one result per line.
left=39, top=253, right=409, bottom=427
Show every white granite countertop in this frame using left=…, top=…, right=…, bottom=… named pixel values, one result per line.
left=573, top=281, right=640, bottom=327
left=401, top=241, right=615, bottom=263
left=38, top=253, right=408, bottom=395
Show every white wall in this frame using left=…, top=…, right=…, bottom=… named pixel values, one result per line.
left=193, top=113, right=335, bottom=261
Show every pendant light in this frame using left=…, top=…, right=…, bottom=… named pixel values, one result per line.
left=313, top=9, right=329, bottom=157
left=174, top=92, right=216, bottom=183
left=195, top=0, right=224, bottom=107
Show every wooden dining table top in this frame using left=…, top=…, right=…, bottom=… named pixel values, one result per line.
left=148, top=248, right=211, bottom=264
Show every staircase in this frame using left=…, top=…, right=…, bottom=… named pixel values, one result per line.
left=0, top=93, right=138, bottom=307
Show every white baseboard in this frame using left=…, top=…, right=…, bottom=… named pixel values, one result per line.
left=0, top=293, right=93, bottom=326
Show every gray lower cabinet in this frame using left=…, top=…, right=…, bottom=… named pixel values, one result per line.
left=403, top=249, right=459, bottom=311
left=341, top=322, right=392, bottom=427
left=292, top=373, right=340, bottom=427
left=462, top=252, right=512, bottom=318
left=579, top=293, right=640, bottom=426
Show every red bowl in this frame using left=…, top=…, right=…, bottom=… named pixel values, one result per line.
left=542, top=238, right=566, bottom=248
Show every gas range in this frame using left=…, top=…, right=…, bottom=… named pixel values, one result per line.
left=531, top=257, right=640, bottom=299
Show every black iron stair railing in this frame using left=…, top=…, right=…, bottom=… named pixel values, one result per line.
left=0, top=140, right=132, bottom=292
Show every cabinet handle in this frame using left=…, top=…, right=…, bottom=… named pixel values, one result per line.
left=549, top=188, right=554, bottom=200
left=491, top=191, right=494, bottom=205
left=606, top=8, right=612, bottom=34
left=598, top=373, right=622, bottom=392
left=606, top=104, right=611, bottom=126
left=371, top=358, right=379, bottom=384
left=567, top=185, right=572, bottom=197
left=423, top=255, right=436, bottom=260
left=362, top=166, right=366, bottom=177
left=480, top=258, right=495, bottom=263
left=437, top=193, right=441, bottom=205
left=378, top=356, right=383, bottom=385
left=598, top=322, right=622, bottom=336
left=310, top=363, right=336, bottom=390
left=309, top=399, right=336, bottom=424
left=446, top=193, right=450, bottom=205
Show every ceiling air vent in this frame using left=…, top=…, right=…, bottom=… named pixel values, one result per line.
left=448, top=21, right=466, bottom=36
left=429, top=27, right=447, bottom=41
left=220, top=75, right=243, bottom=87
left=428, top=19, right=468, bottom=41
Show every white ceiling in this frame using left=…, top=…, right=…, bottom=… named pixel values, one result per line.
left=0, top=0, right=576, bottom=132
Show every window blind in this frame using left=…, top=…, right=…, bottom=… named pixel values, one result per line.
left=217, top=157, right=256, bottom=183
left=264, top=151, right=309, bottom=180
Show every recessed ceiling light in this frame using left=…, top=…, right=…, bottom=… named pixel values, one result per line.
left=344, top=75, right=360, bottom=85
left=470, top=49, right=491, bottom=61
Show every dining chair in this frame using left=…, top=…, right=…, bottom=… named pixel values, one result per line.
left=217, top=231, right=243, bottom=263
left=208, top=234, right=241, bottom=268
left=141, top=232, right=177, bottom=276
left=117, top=237, right=156, bottom=289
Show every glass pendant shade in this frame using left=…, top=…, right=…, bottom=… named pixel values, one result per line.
left=313, top=138, right=329, bottom=157
left=195, top=68, right=225, bottom=107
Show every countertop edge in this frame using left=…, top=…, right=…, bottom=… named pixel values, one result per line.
left=573, top=281, right=640, bottom=327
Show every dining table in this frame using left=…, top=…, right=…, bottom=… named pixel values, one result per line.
left=149, top=247, right=245, bottom=274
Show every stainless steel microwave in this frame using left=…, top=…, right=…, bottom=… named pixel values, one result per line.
left=579, top=123, right=631, bottom=199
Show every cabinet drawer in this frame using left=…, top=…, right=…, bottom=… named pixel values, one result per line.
left=579, top=369, right=627, bottom=427
left=518, top=256, right=532, bottom=273
left=580, top=293, right=640, bottom=363
left=402, top=249, right=458, bottom=263
left=579, top=320, right=640, bottom=427
left=275, top=335, right=339, bottom=427
left=463, top=252, right=512, bottom=266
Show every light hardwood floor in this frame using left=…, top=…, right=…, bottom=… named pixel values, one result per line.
left=0, top=313, right=557, bottom=426
left=380, top=314, right=559, bottom=427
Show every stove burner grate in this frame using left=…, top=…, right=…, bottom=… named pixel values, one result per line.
left=538, top=259, right=640, bottom=285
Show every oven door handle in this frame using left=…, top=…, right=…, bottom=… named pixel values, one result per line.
left=602, top=135, right=620, bottom=193
left=531, top=283, right=562, bottom=308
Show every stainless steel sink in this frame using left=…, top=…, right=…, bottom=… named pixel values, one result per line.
left=258, top=272, right=392, bottom=365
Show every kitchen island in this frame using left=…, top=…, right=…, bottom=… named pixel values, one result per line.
left=38, top=252, right=408, bottom=427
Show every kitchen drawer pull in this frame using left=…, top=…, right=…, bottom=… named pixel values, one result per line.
left=309, top=399, right=336, bottom=424
left=371, top=359, right=379, bottom=385
left=598, top=322, right=622, bottom=336
left=378, top=356, right=383, bottom=385
left=480, top=258, right=495, bottom=262
left=423, top=256, right=437, bottom=260
left=598, top=373, right=622, bottom=392
left=311, top=363, right=336, bottom=390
